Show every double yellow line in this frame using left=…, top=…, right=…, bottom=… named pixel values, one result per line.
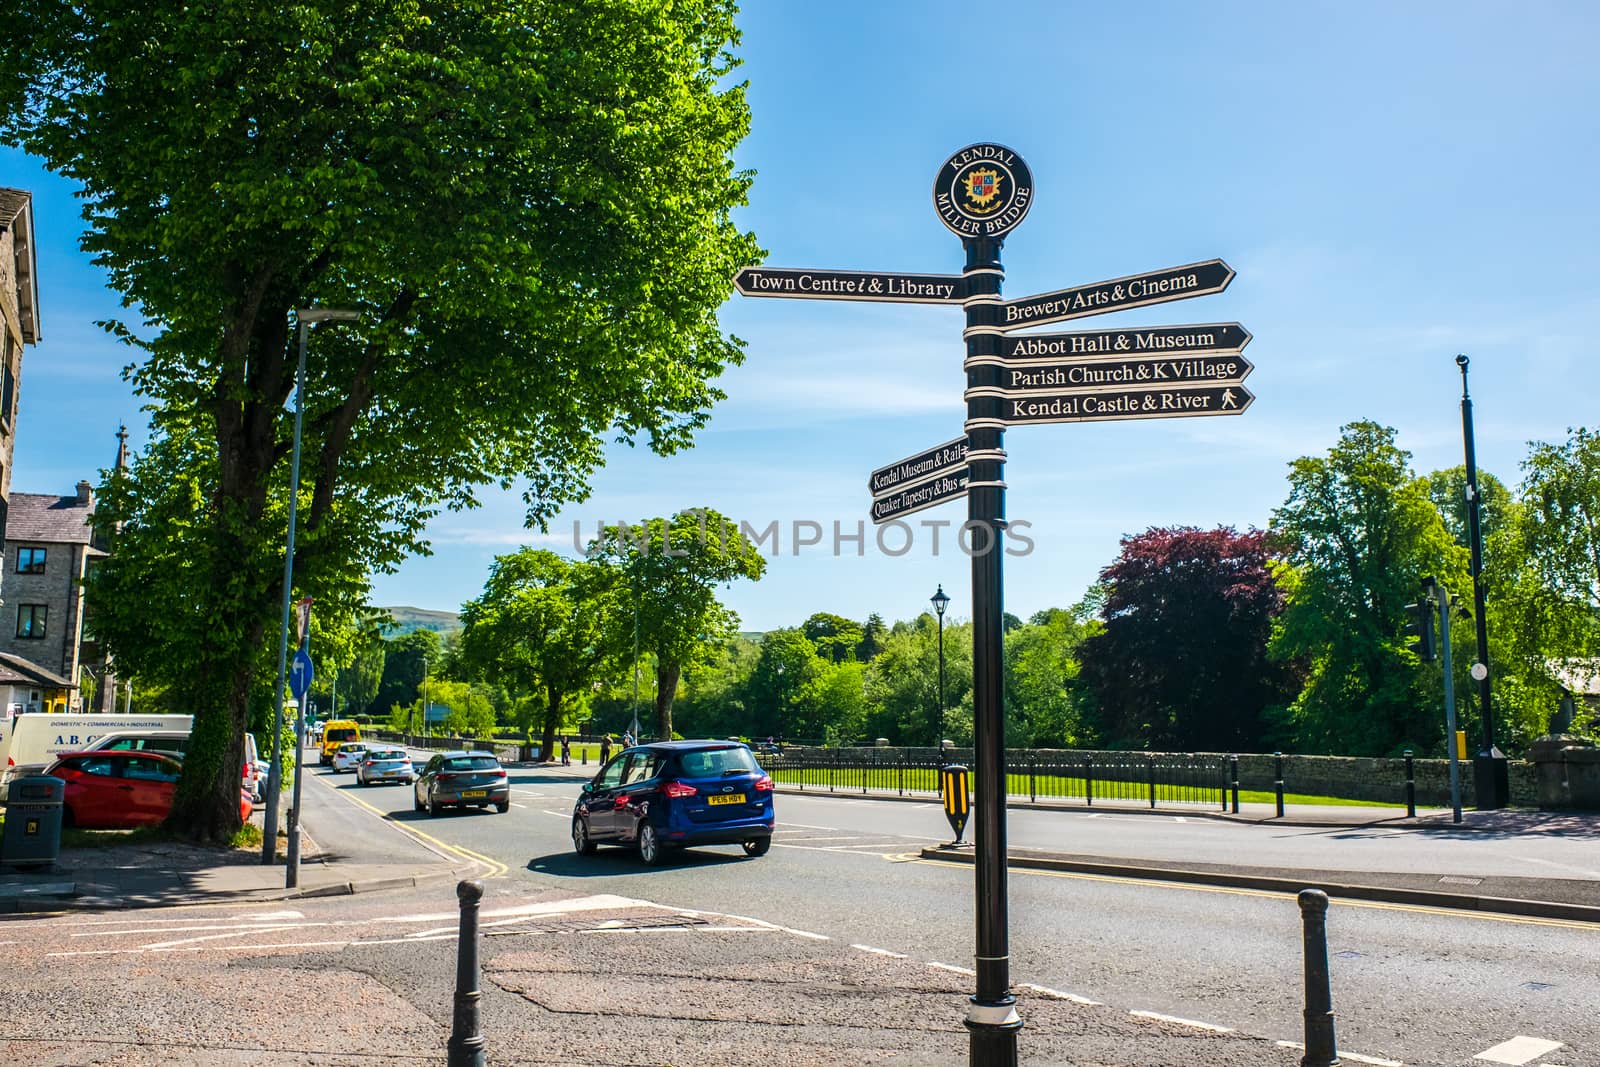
left=325, top=782, right=509, bottom=880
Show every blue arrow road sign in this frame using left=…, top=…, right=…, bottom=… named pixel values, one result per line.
left=290, top=647, right=315, bottom=700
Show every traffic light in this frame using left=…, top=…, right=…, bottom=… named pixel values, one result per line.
left=1404, top=594, right=1436, bottom=662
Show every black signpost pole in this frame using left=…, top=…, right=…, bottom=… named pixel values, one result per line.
left=962, top=232, right=1020, bottom=1064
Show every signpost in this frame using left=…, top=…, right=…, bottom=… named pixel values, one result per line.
left=989, top=353, right=1253, bottom=394
left=995, top=384, right=1254, bottom=425
left=732, top=140, right=1255, bottom=1067
left=998, top=259, right=1234, bottom=331
left=870, top=468, right=970, bottom=524
left=734, top=266, right=966, bottom=304
left=869, top=436, right=969, bottom=497
left=289, top=647, right=314, bottom=701
left=994, top=322, right=1251, bottom=363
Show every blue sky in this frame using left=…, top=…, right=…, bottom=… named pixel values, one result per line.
left=5, top=3, right=1599, bottom=631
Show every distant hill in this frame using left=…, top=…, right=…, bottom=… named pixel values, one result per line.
left=382, top=606, right=461, bottom=636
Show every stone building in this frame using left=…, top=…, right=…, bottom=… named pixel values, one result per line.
left=0, top=483, right=109, bottom=713
left=0, top=187, right=41, bottom=544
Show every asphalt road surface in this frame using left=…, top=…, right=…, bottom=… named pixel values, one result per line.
left=300, top=749, right=1594, bottom=1067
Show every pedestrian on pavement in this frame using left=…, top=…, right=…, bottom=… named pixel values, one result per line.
left=622, top=729, right=636, bottom=749
left=560, top=736, right=571, bottom=766
left=600, top=735, right=612, bottom=764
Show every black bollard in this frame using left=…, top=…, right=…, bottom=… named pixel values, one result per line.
left=1403, top=750, right=1415, bottom=818
left=447, top=879, right=487, bottom=1067
left=1275, top=751, right=1286, bottom=818
left=1229, top=755, right=1241, bottom=814
left=1298, top=889, right=1339, bottom=1067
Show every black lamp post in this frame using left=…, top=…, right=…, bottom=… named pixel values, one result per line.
left=931, top=585, right=950, bottom=763
left=1456, top=354, right=1508, bottom=808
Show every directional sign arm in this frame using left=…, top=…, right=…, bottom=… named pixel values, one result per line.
left=1000, top=260, right=1234, bottom=331
left=734, top=267, right=967, bottom=304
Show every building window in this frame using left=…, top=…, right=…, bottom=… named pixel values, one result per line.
left=16, top=547, right=46, bottom=574
left=16, top=604, right=46, bottom=639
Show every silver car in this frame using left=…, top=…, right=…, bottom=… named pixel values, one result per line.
left=357, top=747, right=415, bottom=786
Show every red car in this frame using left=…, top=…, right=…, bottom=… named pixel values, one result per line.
left=45, top=750, right=253, bottom=829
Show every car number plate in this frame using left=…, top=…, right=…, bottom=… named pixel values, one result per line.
left=707, top=793, right=745, bottom=806
left=462, top=789, right=488, bottom=798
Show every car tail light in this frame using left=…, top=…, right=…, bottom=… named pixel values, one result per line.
left=438, top=772, right=459, bottom=782
left=493, top=769, right=507, bottom=778
left=662, top=781, right=697, bottom=799
left=753, top=775, right=774, bottom=792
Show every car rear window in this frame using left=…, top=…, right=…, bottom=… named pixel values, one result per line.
left=369, top=750, right=406, bottom=761
left=326, top=728, right=358, bottom=743
left=676, top=747, right=759, bottom=777
left=443, top=756, right=500, bottom=772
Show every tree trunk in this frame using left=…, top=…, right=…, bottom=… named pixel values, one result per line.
left=165, top=589, right=268, bottom=843
left=541, top=686, right=562, bottom=761
left=655, top=660, right=680, bottom=741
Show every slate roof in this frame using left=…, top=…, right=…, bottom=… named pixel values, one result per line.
left=5, top=492, right=95, bottom=545
left=0, top=651, right=74, bottom=689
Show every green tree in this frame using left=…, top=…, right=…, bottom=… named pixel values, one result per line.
left=1005, top=605, right=1099, bottom=749
left=1270, top=421, right=1469, bottom=755
left=856, top=613, right=888, bottom=661
left=458, top=549, right=619, bottom=760
left=403, top=679, right=496, bottom=739
left=801, top=612, right=864, bottom=664
left=863, top=617, right=973, bottom=746
left=372, top=630, right=441, bottom=727
left=745, top=629, right=823, bottom=740
left=672, top=635, right=760, bottom=739
left=1485, top=429, right=1600, bottom=747
left=588, top=509, right=766, bottom=740
left=11, top=1, right=758, bottom=839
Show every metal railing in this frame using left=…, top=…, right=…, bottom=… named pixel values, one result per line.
left=756, top=748, right=1229, bottom=809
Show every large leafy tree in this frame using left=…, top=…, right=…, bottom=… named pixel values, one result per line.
left=1487, top=428, right=1600, bottom=746
left=588, top=508, right=766, bottom=740
left=1005, top=606, right=1099, bottom=749
left=801, top=612, right=864, bottom=665
left=1078, top=527, right=1296, bottom=752
left=371, top=629, right=442, bottom=725
left=1271, top=421, right=1469, bottom=755
left=458, top=549, right=619, bottom=760
left=3, top=1, right=758, bottom=839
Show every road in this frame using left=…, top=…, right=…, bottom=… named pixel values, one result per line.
left=296, top=747, right=1595, bottom=1067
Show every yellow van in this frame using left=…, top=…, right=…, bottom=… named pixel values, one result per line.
left=318, top=720, right=361, bottom=765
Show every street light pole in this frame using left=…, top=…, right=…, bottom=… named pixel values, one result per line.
left=931, top=585, right=950, bottom=763
left=261, top=308, right=360, bottom=865
left=1456, top=354, right=1507, bottom=809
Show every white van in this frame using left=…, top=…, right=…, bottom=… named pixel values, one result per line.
left=0, top=713, right=194, bottom=793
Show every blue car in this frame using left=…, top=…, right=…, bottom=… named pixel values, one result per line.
left=572, top=740, right=775, bottom=865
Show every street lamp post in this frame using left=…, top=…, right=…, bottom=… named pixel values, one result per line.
left=261, top=307, right=360, bottom=867
left=1456, top=354, right=1508, bottom=809
left=931, top=585, right=950, bottom=763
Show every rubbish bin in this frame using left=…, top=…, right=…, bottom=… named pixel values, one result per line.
left=1, top=775, right=65, bottom=870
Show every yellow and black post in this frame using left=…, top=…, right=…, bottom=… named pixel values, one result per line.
left=939, top=763, right=972, bottom=847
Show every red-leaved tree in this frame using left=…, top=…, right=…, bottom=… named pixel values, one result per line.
left=1079, top=526, right=1300, bottom=752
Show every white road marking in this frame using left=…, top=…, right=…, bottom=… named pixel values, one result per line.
left=1018, top=982, right=1098, bottom=1005
left=1130, top=1010, right=1233, bottom=1033
left=1473, top=1036, right=1565, bottom=1065
left=850, top=944, right=907, bottom=958
left=72, top=921, right=326, bottom=939
left=1276, top=1041, right=1403, bottom=1066
left=140, top=930, right=257, bottom=950
left=929, top=962, right=976, bottom=976
left=511, top=803, right=527, bottom=809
